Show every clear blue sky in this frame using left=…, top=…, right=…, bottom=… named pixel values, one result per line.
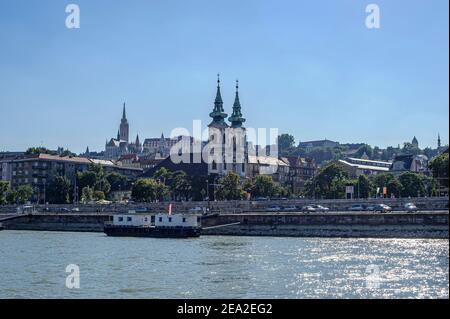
left=0, top=0, right=448, bottom=153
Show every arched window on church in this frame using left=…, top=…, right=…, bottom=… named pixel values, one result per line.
left=212, top=161, right=217, bottom=170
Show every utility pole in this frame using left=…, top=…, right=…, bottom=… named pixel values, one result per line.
left=206, top=178, right=210, bottom=211
left=73, top=173, right=78, bottom=206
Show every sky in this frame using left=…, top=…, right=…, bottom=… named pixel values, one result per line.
left=0, top=0, right=448, bottom=153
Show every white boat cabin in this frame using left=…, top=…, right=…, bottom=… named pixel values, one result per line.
left=155, top=213, right=200, bottom=228
left=112, top=213, right=201, bottom=228
left=112, top=214, right=154, bottom=227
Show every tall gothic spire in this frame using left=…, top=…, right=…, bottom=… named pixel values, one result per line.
left=122, top=102, right=126, bottom=120
left=229, top=79, right=246, bottom=128
left=117, top=130, right=120, bottom=140
left=119, top=102, right=129, bottom=143
left=135, top=134, right=140, bottom=145
left=209, top=74, right=228, bottom=127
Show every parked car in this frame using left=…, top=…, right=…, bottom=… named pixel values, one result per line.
left=301, top=205, right=316, bottom=212
left=404, top=203, right=418, bottom=212
left=367, top=204, right=392, bottom=213
left=189, top=207, right=205, bottom=213
left=312, top=204, right=330, bottom=212
left=266, top=205, right=282, bottom=212
left=302, top=204, right=329, bottom=212
left=283, top=205, right=298, bottom=212
left=348, top=204, right=367, bottom=211
left=71, top=207, right=80, bottom=212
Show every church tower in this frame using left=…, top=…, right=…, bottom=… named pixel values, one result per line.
left=438, top=133, right=441, bottom=149
left=228, top=80, right=247, bottom=177
left=207, top=74, right=228, bottom=175
left=135, top=134, right=142, bottom=153
left=119, top=102, right=129, bottom=143
left=412, top=136, right=419, bottom=148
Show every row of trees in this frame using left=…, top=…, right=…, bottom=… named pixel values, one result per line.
left=303, top=163, right=440, bottom=199
left=130, top=168, right=292, bottom=202
left=131, top=168, right=203, bottom=202
left=25, top=147, right=75, bottom=157
left=0, top=182, right=34, bottom=205
left=0, top=164, right=131, bottom=205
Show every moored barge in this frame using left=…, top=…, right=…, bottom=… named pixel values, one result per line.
left=104, top=212, right=201, bottom=238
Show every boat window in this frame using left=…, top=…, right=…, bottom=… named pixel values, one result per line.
left=182, top=218, right=186, bottom=223
left=118, top=217, right=123, bottom=222
left=127, top=217, right=132, bottom=222
left=159, top=217, right=162, bottom=222
left=168, top=217, right=172, bottom=222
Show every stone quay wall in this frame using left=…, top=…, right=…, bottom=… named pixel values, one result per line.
left=1, top=211, right=448, bottom=238
left=201, top=212, right=449, bottom=238
left=1, top=214, right=110, bottom=232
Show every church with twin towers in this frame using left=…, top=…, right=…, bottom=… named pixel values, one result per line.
left=102, top=75, right=284, bottom=180
left=206, top=75, right=248, bottom=177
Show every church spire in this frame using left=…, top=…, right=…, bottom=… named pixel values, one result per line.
left=438, top=133, right=441, bottom=148
left=135, top=134, right=140, bottom=145
left=117, top=130, right=120, bottom=140
left=122, top=102, right=126, bottom=120
left=229, top=79, right=246, bottom=128
left=119, top=102, right=129, bottom=143
left=209, top=74, right=228, bottom=127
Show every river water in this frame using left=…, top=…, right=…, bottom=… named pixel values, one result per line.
left=0, top=230, right=448, bottom=299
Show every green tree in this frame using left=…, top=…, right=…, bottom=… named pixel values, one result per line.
left=77, top=171, right=97, bottom=190
left=278, top=134, right=296, bottom=155
left=46, top=176, right=71, bottom=204
left=170, top=171, right=192, bottom=201
left=81, top=186, right=94, bottom=204
left=245, top=175, right=279, bottom=198
left=303, top=163, right=349, bottom=199
left=77, top=164, right=111, bottom=196
left=355, top=144, right=373, bottom=159
left=16, top=185, right=34, bottom=204
left=0, top=181, right=10, bottom=205
left=190, top=175, right=208, bottom=201
left=371, top=172, right=401, bottom=198
left=131, top=178, right=167, bottom=203
left=398, top=172, right=426, bottom=198
left=355, top=174, right=372, bottom=198
left=155, top=183, right=170, bottom=202
left=93, top=191, right=105, bottom=201
left=6, top=190, right=17, bottom=204
left=386, top=178, right=402, bottom=198
left=106, top=172, right=129, bottom=192
left=423, top=176, right=438, bottom=197
left=153, top=167, right=172, bottom=185
left=25, top=147, right=57, bottom=155
left=402, top=142, right=421, bottom=156
left=215, top=172, right=246, bottom=200
left=428, top=153, right=449, bottom=188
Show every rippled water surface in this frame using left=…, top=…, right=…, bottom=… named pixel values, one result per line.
left=0, top=230, right=448, bottom=298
